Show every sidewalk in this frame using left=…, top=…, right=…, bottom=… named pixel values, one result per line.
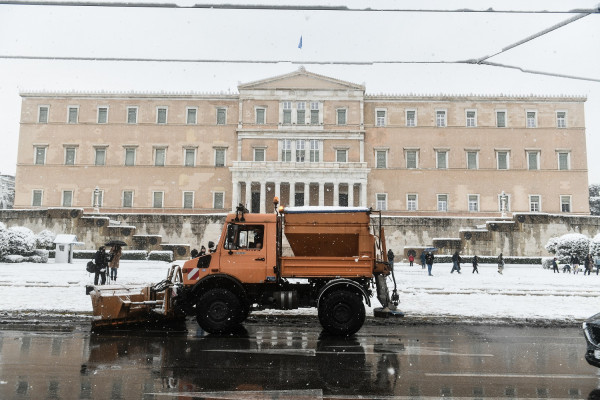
left=0, top=260, right=598, bottom=325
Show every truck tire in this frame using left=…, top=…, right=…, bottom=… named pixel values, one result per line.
left=196, top=288, right=243, bottom=334
left=318, top=290, right=365, bottom=336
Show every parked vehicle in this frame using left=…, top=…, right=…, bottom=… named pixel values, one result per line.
left=87, top=202, right=402, bottom=335
left=583, top=313, right=600, bottom=367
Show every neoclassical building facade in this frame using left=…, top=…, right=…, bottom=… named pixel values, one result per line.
left=14, top=69, right=589, bottom=215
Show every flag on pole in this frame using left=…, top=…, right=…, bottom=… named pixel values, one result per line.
left=298, top=35, right=303, bottom=49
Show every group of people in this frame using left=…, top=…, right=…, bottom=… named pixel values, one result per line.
left=93, top=245, right=122, bottom=285
left=191, top=241, right=216, bottom=258
left=412, top=251, right=505, bottom=276
left=551, top=253, right=597, bottom=275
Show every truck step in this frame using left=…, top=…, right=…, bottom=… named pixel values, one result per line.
left=373, top=307, right=405, bottom=318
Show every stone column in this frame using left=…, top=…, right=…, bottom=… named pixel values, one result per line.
left=360, top=182, right=367, bottom=207
left=275, top=181, right=281, bottom=205
left=231, top=180, right=240, bottom=211
left=260, top=181, right=266, bottom=214
left=333, top=182, right=339, bottom=207
left=289, top=182, right=296, bottom=207
left=348, top=183, right=355, bottom=207
left=304, top=182, right=310, bottom=206
left=245, top=181, right=252, bottom=210
left=318, top=182, right=325, bottom=207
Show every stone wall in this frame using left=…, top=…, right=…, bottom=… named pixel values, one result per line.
left=2, top=208, right=600, bottom=259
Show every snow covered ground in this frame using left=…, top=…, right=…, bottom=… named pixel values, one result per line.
left=0, top=259, right=598, bottom=324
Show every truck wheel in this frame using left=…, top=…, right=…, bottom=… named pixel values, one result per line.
left=196, top=288, right=243, bottom=334
left=318, top=290, right=365, bottom=336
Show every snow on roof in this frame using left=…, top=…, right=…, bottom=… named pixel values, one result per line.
left=284, top=206, right=370, bottom=214
left=53, top=234, right=83, bottom=245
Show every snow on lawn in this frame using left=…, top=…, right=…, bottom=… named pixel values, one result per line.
left=0, top=259, right=599, bottom=323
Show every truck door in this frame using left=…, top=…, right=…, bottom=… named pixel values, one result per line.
left=221, top=224, right=270, bottom=283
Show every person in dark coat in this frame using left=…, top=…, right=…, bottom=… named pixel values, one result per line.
left=585, top=254, right=593, bottom=275
left=451, top=251, right=462, bottom=274
left=552, top=257, right=559, bottom=273
left=472, top=255, right=479, bottom=274
left=94, top=246, right=109, bottom=285
left=425, top=252, right=434, bottom=276
left=571, top=254, right=581, bottom=274
left=498, top=253, right=505, bottom=275
left=420, top=252, right=426, bottom=269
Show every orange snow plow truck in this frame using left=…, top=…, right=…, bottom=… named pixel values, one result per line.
left=88, top=202, right=402, bottom=335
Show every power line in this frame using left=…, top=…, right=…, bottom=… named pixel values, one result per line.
left=0, top=0, right=599, bottom=13
left=1, top=55, right=598, bottom=82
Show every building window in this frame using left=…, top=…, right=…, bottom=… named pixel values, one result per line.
left=526, top=111, right=537, bottom=128
left=407, top=194, right=417, bottom=211
left=556, top=111, right=567, bottom=128
left=496, top=110, right=506, bottom=128
left=310, top=102, right=320, bottom=125
left=529, top=195, right=541, bottom=212
left=296, top=140, right=305, bottom=162
left=375, top=150, right=387, bottom=169
left=376, top=109, right=386, bottom=127
left=497, top=193, right=511, bottom=212
left=436, top=151, right=447, bottom=169
left=94, top=148, right=106, bottom=166
left=127, top=107, right=138, bottom=124
left=336, top=149, right=348, bottom=163
left=38, top=106, right=49, bottom=123
left=185, top=107, right=197, bottom=125
left=309, top=140, right=320, bottom=162
left=152, top=191, right=164, bottom=208
left=296, top=102, right=305, bottom=125
left=256, top=108, right=266, bottom=124
left=32, top=189, right=43, bottom=207
left=406, top=109, right=417, bottom=127
left=92, top=190, right=104, bottom=207
left=560, top=195, right=571, bottom=213
left=62, top=190, right=73, bottom=207
left=281, top=139, right=292, bottom=162
left=376, top=193, right=387, bottom=211
left=68, top=106, right=78, bottom=124
left=184, top=148, right=196, bottom=167
left=282, top=102, right=292, bottom=125
left=558, top=152, right=570, bottom=170
left=466, top=110, right=477, bottom=127
left=215, top=148, right=226, bottom=167
left=527, top=151, right=540, bottom=170
left=254, top=148, right=265, bottom=162
left=213, top=192, right=224, bottom=209
left=337, top=109, right=347, bottom=125
left=183, top=191, right=194, bottom=209
left=436, top=110, right=447, bottom=127
left=123, top=191, right=133, bottom=208
left=154, top=148, right=166, bottom=167
left=497, top=151, right=509, bottom=170
left=216, top=108, right=226, bottom=125
left=437, top=194, right=448, bottom=212
left=406, top=150, right=418, bottom=169
left=124, top=147, right=136, bottom=166
left=97, top=107, right=108, bottom=124
left=157, top=107, right=168, bottom=124
left=467, top=151, right=478, bottom=170
left=34, top=146, right=47, bottom=165
left=468, top=195, right=479, bottom=212
left=65, top=147, right=76, bottom=165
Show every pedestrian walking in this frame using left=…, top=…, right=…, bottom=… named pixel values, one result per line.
left=571, top=254, right=581, bottom=274
left=425, top=252, right=434, bottom=276
left=451, top=251, right=462, bottom=274
left=108, top=245, right=122, bottom=282
left=420, top=251, right=426, bottom=269
left=94, top=246, right=109, bottom=285
left=585, top=254, right=593, bottom=276
left=552, top=257, right=559, bottom=273
left=472, top=255, right=479, bottom=274
left=498, top=253, right=505, bottom=275
left=408, top=253, right=414, bottom=266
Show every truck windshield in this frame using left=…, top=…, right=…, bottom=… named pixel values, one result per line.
left=224, top=224, right=264, bottom=250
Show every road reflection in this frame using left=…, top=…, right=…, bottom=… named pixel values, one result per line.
left=0, top=322, right=599, bottom=399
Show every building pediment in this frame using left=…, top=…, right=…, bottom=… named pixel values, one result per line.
left=238, top=68, right=365, bottom=92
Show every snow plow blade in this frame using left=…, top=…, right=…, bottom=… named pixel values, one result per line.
left=86, top=266, right=186, bottom=331
left=373, top=307, right=405, bottom=318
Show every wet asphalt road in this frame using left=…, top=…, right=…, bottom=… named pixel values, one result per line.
left=1, top=316, right=599, bottom=399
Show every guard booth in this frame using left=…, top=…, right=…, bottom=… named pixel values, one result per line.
left=53, top=234, right=84, bottom=263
